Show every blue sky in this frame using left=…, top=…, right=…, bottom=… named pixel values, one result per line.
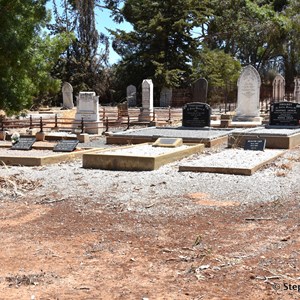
left=46, top=1, right=132, bottom=64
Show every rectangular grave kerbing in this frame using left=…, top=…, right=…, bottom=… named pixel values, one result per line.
left=270, top=102, right=300, bottom=126
left=182, top=102, right=211, bottom=127
left=244, top=139, right=266, bottom=151
left=11, top=137, right=36, bottom=150
left=53, top=140, right=79, bottom=152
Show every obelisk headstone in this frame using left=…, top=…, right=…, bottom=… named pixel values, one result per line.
left=138, top=79, right=154, bottom=122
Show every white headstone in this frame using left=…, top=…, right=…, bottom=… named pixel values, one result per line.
left=294, top=78, right=300, bottom=102
left=62, top=82, right=74, bottom=109
left=235, top=65, right=261, bottom=120
left=75, top=91, right=100, bottom=134
left=160, top=87, right=172, bottom=107
left=272, top=74, right=285, bottom=102
left=139, top=79, right=154, bottom=121
left=126, top=85, right=137, bottom=107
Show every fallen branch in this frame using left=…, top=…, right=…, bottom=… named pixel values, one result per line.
left=245, top=217, right=273, bottom=221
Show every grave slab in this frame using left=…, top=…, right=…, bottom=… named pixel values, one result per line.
left=0, top=148, right=99, bottom=166
left=106, top=127, right=232, bottom=147
left=179, top=149, right=284, bottom=175
left=83, top=143, right=204, bottom=171
left=228, top=127, right=300, bottom=149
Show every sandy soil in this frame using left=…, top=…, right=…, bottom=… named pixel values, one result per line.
left=0, top=147, right=300, bottom=299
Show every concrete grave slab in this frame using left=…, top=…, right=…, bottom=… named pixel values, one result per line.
left=0, top=147, right=100, bottom=166
left=83, top=143, right=204, bottom=171
left=106, top=126, right=233, bottom=147
left=228, top=127, right=300, bottom=149
left=179, top=148, right=284, bottom=176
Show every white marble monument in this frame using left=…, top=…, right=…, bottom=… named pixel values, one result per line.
left=126, top=85, right=137, bottom=107
left=62, top=82, right=74, bottom=109
left=160, top=87, right=172, bottom=107
left=75, top=91, right=100, bottom=134
left=235, top=65, right=261, bottom=121
left=139, top=79, right=154, bottom=122
left=272, top=74, right=285, bottom=102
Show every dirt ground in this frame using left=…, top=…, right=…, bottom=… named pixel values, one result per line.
left=0, top=183, right=300, bottom=300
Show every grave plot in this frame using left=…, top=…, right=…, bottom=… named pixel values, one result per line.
left=179, top=148, right=284, bottom=176
left=228, top=127, right=300, bottom=149
left=106, top=127, right=232, bottom=147
left=82, top=142, right=204, bottom=171
left=0, top=140, right=99, bottom=166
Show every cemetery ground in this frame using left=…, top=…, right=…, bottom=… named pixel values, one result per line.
left=1, top=142, right=300, bottom=299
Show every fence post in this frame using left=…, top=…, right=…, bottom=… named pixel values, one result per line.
left=81, top=117, right=84, bottom=133
left=106, top=117, right=109, bottom=132
left=29, top=115, right=33, bottom=129
left=39, top=117, right=43, bottom=132
left=126, top=115, right=130, bottom=130
left=0, top=116, right=4, bottom=131
left=168, top=106, right=171, bottom=122
left=55, top=114, right=58, bottom=128
left=102, top=107, right=106, bottom=120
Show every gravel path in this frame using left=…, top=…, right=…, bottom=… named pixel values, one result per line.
left=1, top=142, right=300, bottom=217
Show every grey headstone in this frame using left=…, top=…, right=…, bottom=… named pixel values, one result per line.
left=62, top=82, right=74, bottom=109
left=192, top=78, right=208, bottom=103
left=126, top=85, right=137, bottom=107
left=160, top=87, right=172, bottom=107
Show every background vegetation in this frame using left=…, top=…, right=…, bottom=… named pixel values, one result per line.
left=0, top=0, right=299, bottom=112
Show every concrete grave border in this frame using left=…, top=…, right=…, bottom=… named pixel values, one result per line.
left=83, top=143, right=204, bottom=171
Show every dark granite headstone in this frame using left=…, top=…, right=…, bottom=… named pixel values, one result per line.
left=53, top=140, right=79, bottom=152
left=182, top=102, right=211, bottom=127
left=270, top=102, right=300, bottom=126
left=11, top=137, right=36, bottom=150
left=192, top=78, right=208, bottom=103
left=244, top=139, right=266, bottom=151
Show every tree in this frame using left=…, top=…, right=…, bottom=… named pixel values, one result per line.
left=51, top=0, right=110, bottom=100
left=0, top=0, right=48, bottom=113
left=108, top=0, right=211, bottom=101
left=192, top=47, right=241, bottom=104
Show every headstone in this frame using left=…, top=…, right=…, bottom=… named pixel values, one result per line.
left=152, top=137, right=183, bottom=148
left=75, top=91, right=100, bottom=134
left=126, top=85, right=137, bottom=107
left=272, top=74, right=285, bottom=102
left=62, top=82, right=74, bottom=109
left=192, top=78, right=208, bottom=103
left=244, top=139, right=266, bottom=151
left=160, top=87, right=172, bottom=107
left=294, top=78, right=300, bottom=103
left=11, top=137, right=36, bottom=150
left=138, top=79, right=154, bottom=122
left=182, top=102, right=211, bottom=127
left=53, top=140, right=79, bottom=152
left=269, top=102, right=300, bottom=127
left=235, top=65, right=261, bottom=121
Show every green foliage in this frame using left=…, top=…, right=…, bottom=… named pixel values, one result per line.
left=109, top=0, right=212, bottom=100
left=193, top=47, right=241, bottom=103
left=0, top=0, right=48, bottom=113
